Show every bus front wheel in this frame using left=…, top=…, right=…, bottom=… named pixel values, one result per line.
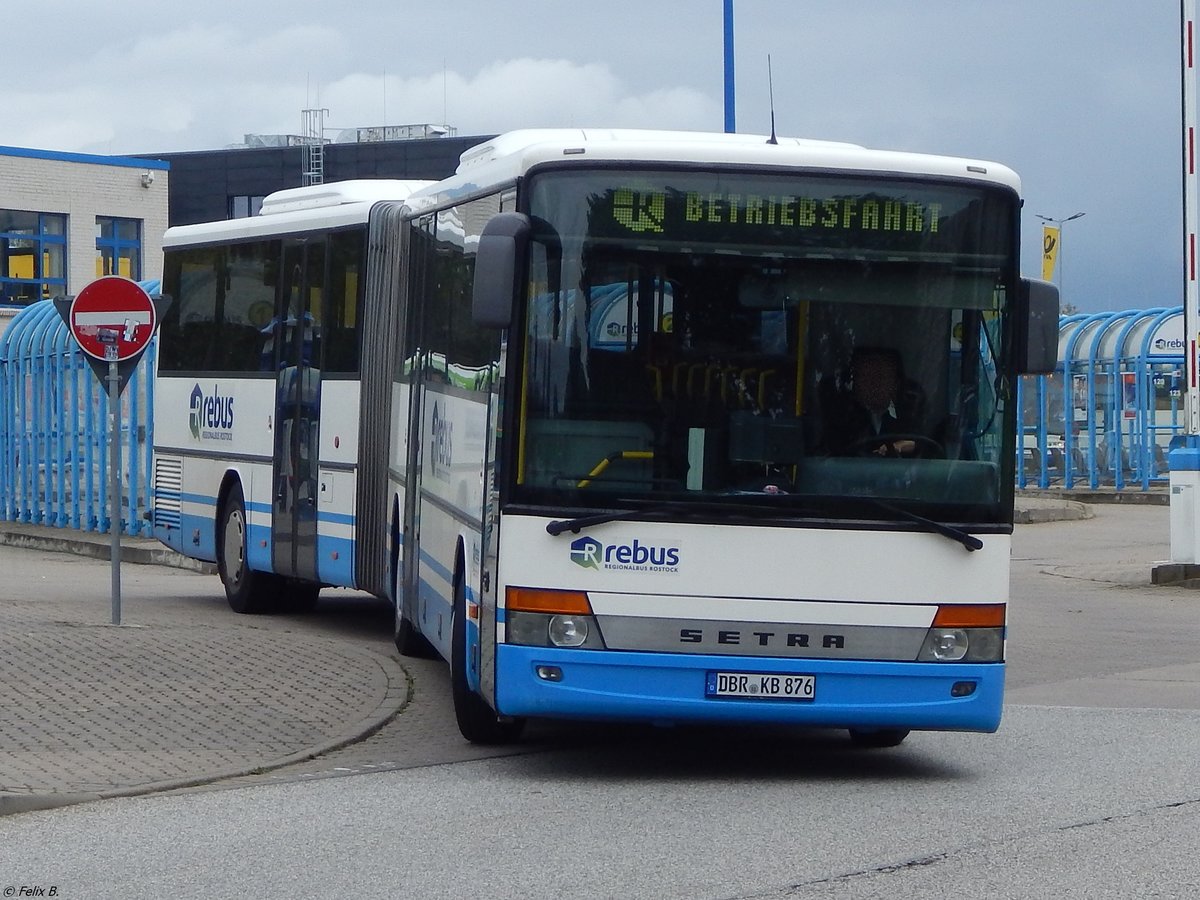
left=390, top=526, right=437, bottom=658
left=451, top=573, right=524, bottom=745
left=218, top=483, right=279, bottom=615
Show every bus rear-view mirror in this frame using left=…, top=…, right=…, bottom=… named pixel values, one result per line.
left=472, top=212, right=531, bottom=328
left=1016, top=278, right=1059, bottom=375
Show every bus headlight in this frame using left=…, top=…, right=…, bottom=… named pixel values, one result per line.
left=548, top=614, right=589, bottom=647
left=920, top=629, right=969, bottom=661
left=505, top=610, right=605, bottom=649
left=917, top=627, right=1004, bottom=662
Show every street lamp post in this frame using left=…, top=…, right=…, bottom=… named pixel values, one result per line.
left=1033, top=211, right=1084, bottom=488
left=1035, top=211, right=1086, bottom=300
left=723, top=0, right=736, bottom=133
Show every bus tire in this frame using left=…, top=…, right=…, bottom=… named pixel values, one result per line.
left=394, top=613, right=437, bottom=659
left=848, top=727, right=910, bottom=748
left=218, top=482, right=278, bottom=615
left=451, top=571, right=524, bottom=744
left=390, top=529, right=437, bottom=658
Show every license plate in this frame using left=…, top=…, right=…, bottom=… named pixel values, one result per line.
left=705, top=671, right=816, bottom=700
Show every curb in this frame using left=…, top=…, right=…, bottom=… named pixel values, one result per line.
left=1018, top=488, right=1169, bottom=506
left=1013, top=500, right=1094, bottom=525
left=0, top=528, right=215, bottom=573
left=0, top=649, right=413, bottom=818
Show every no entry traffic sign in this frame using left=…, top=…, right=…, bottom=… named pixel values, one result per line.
left=50, top=280, right=171, bottom=626
left=69, top=276, right=157, bottom=363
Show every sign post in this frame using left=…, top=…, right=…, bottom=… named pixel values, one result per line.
left=106, top=357, right=121, bottom=623
left=1168, top=2, right=1200, bottom=573
left=54, top=277, right=169, bottom=625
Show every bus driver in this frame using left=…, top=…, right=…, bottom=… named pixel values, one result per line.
left=828, top=347, right=921, bottom=458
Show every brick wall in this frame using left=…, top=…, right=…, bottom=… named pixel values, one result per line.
left=0, top=149, right=169, bottom=330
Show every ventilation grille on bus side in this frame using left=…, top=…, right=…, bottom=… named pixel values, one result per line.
left=153, top=457, right=183, bottom=529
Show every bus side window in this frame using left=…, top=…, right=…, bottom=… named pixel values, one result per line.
left=324, top=230, right=365, bottom=375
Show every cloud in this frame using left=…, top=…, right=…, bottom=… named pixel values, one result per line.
left=0, top=1, right=1184, bottom=313
left=321, top=58, right=720, bottom=136
left=1, top=50, right=719, bottom=155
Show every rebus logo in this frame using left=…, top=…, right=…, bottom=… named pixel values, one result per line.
left=189, top=384, right=234, bottom=442
left=569, top=535, right=680, bottom=573
left=1154, top=338, right=1185, bottom=351
left=431, top=401, right=453, bottom=480
left=570, top=536, right=603, bottom=569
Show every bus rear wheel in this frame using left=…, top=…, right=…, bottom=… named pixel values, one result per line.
left=218, top=483, right=279, bottom=615
left=451, top=573, right=524, bottom=744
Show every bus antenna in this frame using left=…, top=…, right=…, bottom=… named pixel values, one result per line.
left=766, top=55, right=778, bottom=145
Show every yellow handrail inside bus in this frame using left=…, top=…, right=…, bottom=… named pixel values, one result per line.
left=577, top=450, right=654, bottom=488
left=517, top=323, right=532, bottom=484
left=795, top=299, right=810, bottom=416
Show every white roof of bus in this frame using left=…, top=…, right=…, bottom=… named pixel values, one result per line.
left=163, top=179, right=432, bottom=247
left=163, top=130, right=1022, bottom=247
left=404, top=128, right=1022, bottom=210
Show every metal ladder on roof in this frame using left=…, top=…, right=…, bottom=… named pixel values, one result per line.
left=301, top=107, right=327, bottom=186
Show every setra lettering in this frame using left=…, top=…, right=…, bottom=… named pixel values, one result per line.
left=676, top=628, right=841, bottom=650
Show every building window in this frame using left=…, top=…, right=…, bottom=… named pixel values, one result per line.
left=229, top=195, right=265, bottom=219
left=0, top=210, right=67, bottom=306
left=96, top=216, right=142, bottom=280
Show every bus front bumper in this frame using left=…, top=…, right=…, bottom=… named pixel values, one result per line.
left=494, top=645, right=1004, bottom=733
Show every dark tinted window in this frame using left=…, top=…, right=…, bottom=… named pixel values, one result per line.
left=323, top=230, right=365, bottom=374
left=159, top=240, right=280, bottom=373
left=423, top=196, right=501, bottom=392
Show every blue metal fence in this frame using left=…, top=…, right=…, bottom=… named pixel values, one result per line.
left=1018, top=306, right=1184, bottom=492
left=0, top=295, right=157, bottom=535
left=0, top=295, right=1185, bottom=531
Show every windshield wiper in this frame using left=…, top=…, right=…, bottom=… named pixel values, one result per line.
left=545, top=495, right=821, bottom=536
left=546, top=495, right=981, bottom=550
left=546, top=507, right=655, bottom=536
left=865, top=499, right=983, bottom=552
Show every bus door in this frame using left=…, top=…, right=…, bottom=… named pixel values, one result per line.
left=272, top=238, right=325, bottom=582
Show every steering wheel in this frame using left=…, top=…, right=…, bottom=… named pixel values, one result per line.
left=844, top=433, right=944, bottom=459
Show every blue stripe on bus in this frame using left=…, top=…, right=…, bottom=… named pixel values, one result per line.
left=246, top=521, right=272, bottom=572
left=418, top=576, right=450, bottom=611
left=169, top=492, right=462, bottom=601
left=418, top=549, right=454, bottom=587
left=414, top=575, right=478, bottom=609
left=494, top=648, right=1004, bottom=733
left=181, top=491, right=219, bottom=508
left=317, top=534, right=355, bottom=586
left=181, top=491, right=355, bottom=528
left=155, top=510, right=219, bottom=562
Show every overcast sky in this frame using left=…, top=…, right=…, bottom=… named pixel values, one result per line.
left=3, top=2, right=1183, bottom=313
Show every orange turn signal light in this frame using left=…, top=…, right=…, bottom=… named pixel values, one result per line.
left=506, top=587, right=592, bottom=615
left=932, top=604, right=1006, bottom=628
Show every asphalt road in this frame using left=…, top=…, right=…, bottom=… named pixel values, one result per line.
left=0, top=703, right=1197, bottom=899
left=0, top=504, right=1198, bottom=899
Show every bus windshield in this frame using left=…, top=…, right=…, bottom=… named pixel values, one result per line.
left=514, top=169, right=1018, bottom=522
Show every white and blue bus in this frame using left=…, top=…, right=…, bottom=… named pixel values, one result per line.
left=153, top=130, right=1057, bottom=746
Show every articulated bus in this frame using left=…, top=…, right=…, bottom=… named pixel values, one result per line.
left=153, top=130, right=1057, bottom=746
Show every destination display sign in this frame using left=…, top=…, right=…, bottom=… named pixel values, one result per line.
left=612, top=189, right=945, bottom=236
left=558, top=173, right=1013, bottom=258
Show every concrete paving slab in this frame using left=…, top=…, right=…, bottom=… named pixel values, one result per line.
left=0, top=528, right=409, bottom=816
